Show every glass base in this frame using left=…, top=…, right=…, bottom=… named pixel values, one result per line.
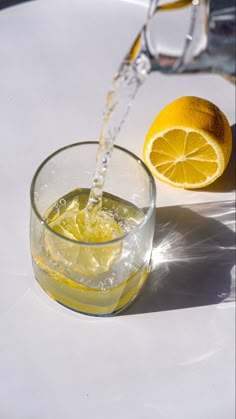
left=33, top=261, right=150, bottom=316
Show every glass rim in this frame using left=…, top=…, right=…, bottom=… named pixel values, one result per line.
left=30, top=141, right=156, bottom=247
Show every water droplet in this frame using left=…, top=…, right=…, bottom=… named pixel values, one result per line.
left=104, top=278, right=113, bottom=288
left=59, top=198, right=66, bottom=206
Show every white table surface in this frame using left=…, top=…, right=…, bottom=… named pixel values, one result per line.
left=0, top=1, right=235, bottom=418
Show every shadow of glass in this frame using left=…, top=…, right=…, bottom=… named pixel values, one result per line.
left=0, top=0, right=35, bottom=11
left=124, top=200, right=235, bottom=315
left=194, top=124, right=236, bottom=193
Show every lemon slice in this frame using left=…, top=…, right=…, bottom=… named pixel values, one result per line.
left=143, top=96, right=232, bottom=189
left=45, top=208, right=122, bottom=277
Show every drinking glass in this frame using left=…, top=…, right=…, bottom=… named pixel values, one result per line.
left=30, top=142, right=156, bottom=316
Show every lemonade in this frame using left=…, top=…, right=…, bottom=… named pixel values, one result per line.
left=31, top=172, right=155, bottom=316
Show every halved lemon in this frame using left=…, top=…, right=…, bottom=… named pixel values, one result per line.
left=143, top=96, right=232, bottom=189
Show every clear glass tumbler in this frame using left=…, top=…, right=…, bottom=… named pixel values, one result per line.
left=30, top=142, right=156, bottom=316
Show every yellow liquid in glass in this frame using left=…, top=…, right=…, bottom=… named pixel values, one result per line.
left=32, top=189, right=149, bottom=315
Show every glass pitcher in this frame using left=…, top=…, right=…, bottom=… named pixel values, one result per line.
left=129, top=0, right=235, bottom=82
